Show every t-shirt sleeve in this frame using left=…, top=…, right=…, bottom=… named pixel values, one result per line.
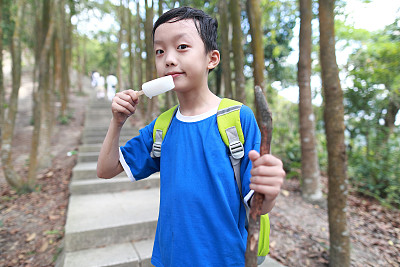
left=239, top=105, right=261, bottom=206
left=119, top=119, right=160, bottom=182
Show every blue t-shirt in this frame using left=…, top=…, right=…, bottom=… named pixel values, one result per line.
left=119, top=104, right=261, bottom=267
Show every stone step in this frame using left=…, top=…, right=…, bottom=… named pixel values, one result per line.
left=77, top=151, right=99, bottom=163
left=82, top=135, right=133, bottom=145
left=63, top=239, right=153, bottom=267
left=83, top=127, right=138, bottom=138
left=69, top=174, right=160, bottom=195
left=64, top=188, right=159, bottom=252
left=72, top=162, right=130, bottom=180
left=78, top=144, right=103, bottom=153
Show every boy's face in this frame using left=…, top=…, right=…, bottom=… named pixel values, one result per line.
left=153, top=19, right=219, bottom=93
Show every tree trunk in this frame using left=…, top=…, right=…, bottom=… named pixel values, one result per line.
left=382, top=96, right=400, bottom=143
left=246, top=0, right=265, bottom=122
left=117, top=0, right=124, bottom=92
left=218, top=0, right=233, bottom=98
left=58, top=0, right=67, bottom=116
left=28, top=0, right=55, bottom=187
left=76, top=33, right=83, bottom=93
left=38, top=0, right=54, bottom=169
left=135, top=0, right=145, bottom=117
left=65, top=0, right=73, bottom=94
left=0, top=0, right=4, bottom=144
left=245, top=0, right=268, bottom=266
left=298, top=0, right=322, bottom=203
left=319, top=0, right=350, bottom=266
left=1, top=0, right=25, bottom=190
left=229, top=0, right=246, bottom=104
left=159, top=0, right=174, bottom=109
left=144, top=0, right=159, bottom=122
left=54, top=20, right=63, bottom=113
left=127, top=2, right=134, bottom=90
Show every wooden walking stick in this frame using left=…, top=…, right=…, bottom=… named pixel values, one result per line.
left=245, top=86, right=273, bottom=267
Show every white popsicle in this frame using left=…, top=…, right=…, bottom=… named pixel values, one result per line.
left=137, top=75, right=175, bottom=99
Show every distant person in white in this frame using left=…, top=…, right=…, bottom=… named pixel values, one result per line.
left=91, top=71, right=100, bottom=88
left=106, top=74, right=118, bottom=101
left=97, top=75, right=106, bottom=99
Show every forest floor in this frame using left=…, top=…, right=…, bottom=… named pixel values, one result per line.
left=0, top=66, right=399, bottom=266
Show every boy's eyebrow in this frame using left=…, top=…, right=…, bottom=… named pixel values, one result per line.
left=154, top=32, right=192, bottom=45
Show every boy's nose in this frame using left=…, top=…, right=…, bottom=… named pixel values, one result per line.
left=165, top=52, right=177, bottom=67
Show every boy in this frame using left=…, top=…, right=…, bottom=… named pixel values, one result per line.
left=97, top=6, right=285, bottom=267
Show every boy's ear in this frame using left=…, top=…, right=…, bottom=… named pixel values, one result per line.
left=207, top=50, right=220, bottom=70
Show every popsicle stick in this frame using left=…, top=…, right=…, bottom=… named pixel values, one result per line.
left=136, top=90, right=145, bottom=96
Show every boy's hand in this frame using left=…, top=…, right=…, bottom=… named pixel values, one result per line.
left=111, top=90, right=139, bottom=127
left=249, top=150, right=285, bottom=214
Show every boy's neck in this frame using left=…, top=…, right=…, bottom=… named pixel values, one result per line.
left=176, top=86, right=221, bottom=116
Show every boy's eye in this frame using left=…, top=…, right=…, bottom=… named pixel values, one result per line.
left=155, top=49, right=164, bottom=55
left=177, top=44, right=188, bottom=50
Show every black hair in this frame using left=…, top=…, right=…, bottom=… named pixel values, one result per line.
left=152, top=6, right=218, bottom=53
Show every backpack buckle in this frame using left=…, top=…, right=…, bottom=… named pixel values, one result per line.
left=229, top=140, right=244, bottom=159
left=151, top=142, right=162, bottom=158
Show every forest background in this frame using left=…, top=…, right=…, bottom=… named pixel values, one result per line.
left=0, top=0, right=399, bottom=266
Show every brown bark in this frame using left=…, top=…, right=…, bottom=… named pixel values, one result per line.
left=127, top=2, right=134, bottom=90
left=245, top=87, right=272, bottom=267
left=219, top=0, right=233, bottom=98
left=158, top=0, right=174, bottom=109
left=246, top=0, right=265, bottom=123
left=382, top=96, right=400, bottom=142
left=298, top=0, right=322, bottom=203
left=58, top=0, right=67, bottom=117
left=38, top=0, right=54, bottom=169
left=0, top=0, right=4, bottom=144
left=229, top=0, right=246, bottom=104
left=28, top=0, right=55, bottom=187
left=1, top=0, right=25, bottom=189
left=117, top=0, right=124, bottom=92
left=65, top=0, right=72, bottom=94
left=144, top=0, right=158, bottom=121
left=245, top=0, right=268, bottom=265
left=319, top=0, right=350, bottom=266
left=135, top=0, right=145, bottom=117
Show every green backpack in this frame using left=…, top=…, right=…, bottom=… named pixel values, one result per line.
left=151, top=98, right=270, bottom=261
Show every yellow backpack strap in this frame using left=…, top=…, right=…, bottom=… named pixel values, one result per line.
left=217, top=98, right=245, bottom=159
left=258, top=214, right=270, bottom=256
left=217, top=98, right=270, bottom=259
left=151, top=105, right=179, bottom=158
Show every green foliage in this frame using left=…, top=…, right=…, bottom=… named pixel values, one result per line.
left=58, top=109, right=75, bottom=125
left=269, top=95, right=301, bottom=173
left=260, top=0, right=297, bottom=85
left=1, top=0, right=14, bottom=47
left=348, top=135, right=400, bottom=208
left=344, top=19, right=400, bottom=208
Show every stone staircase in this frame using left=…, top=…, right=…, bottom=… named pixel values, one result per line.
left=57, top=97, right=285, bottom=267
left=58, top=99, right=159, bottom=267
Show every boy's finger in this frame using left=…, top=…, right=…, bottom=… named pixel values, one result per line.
left=248, top=150, right=260, bottom=163
left=114, top=97, right=136, bottom=114
left=252, top=154, right=283, bottom=168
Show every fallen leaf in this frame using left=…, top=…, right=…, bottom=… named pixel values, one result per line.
left=281, top=190, right=290, bottom=197
left=9, top=228, right=19, bottom=234
left=26, top=233, right=36, bottom=242
left=49, top=214, right=60, bottom=220
left=39, top=241, right=48, bottom=252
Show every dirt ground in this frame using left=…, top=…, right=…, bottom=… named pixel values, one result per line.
left=0, top=67, right=399, bottom=266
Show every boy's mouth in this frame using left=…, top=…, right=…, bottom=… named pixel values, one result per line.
left=166, top=72, right=184, bottom=78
